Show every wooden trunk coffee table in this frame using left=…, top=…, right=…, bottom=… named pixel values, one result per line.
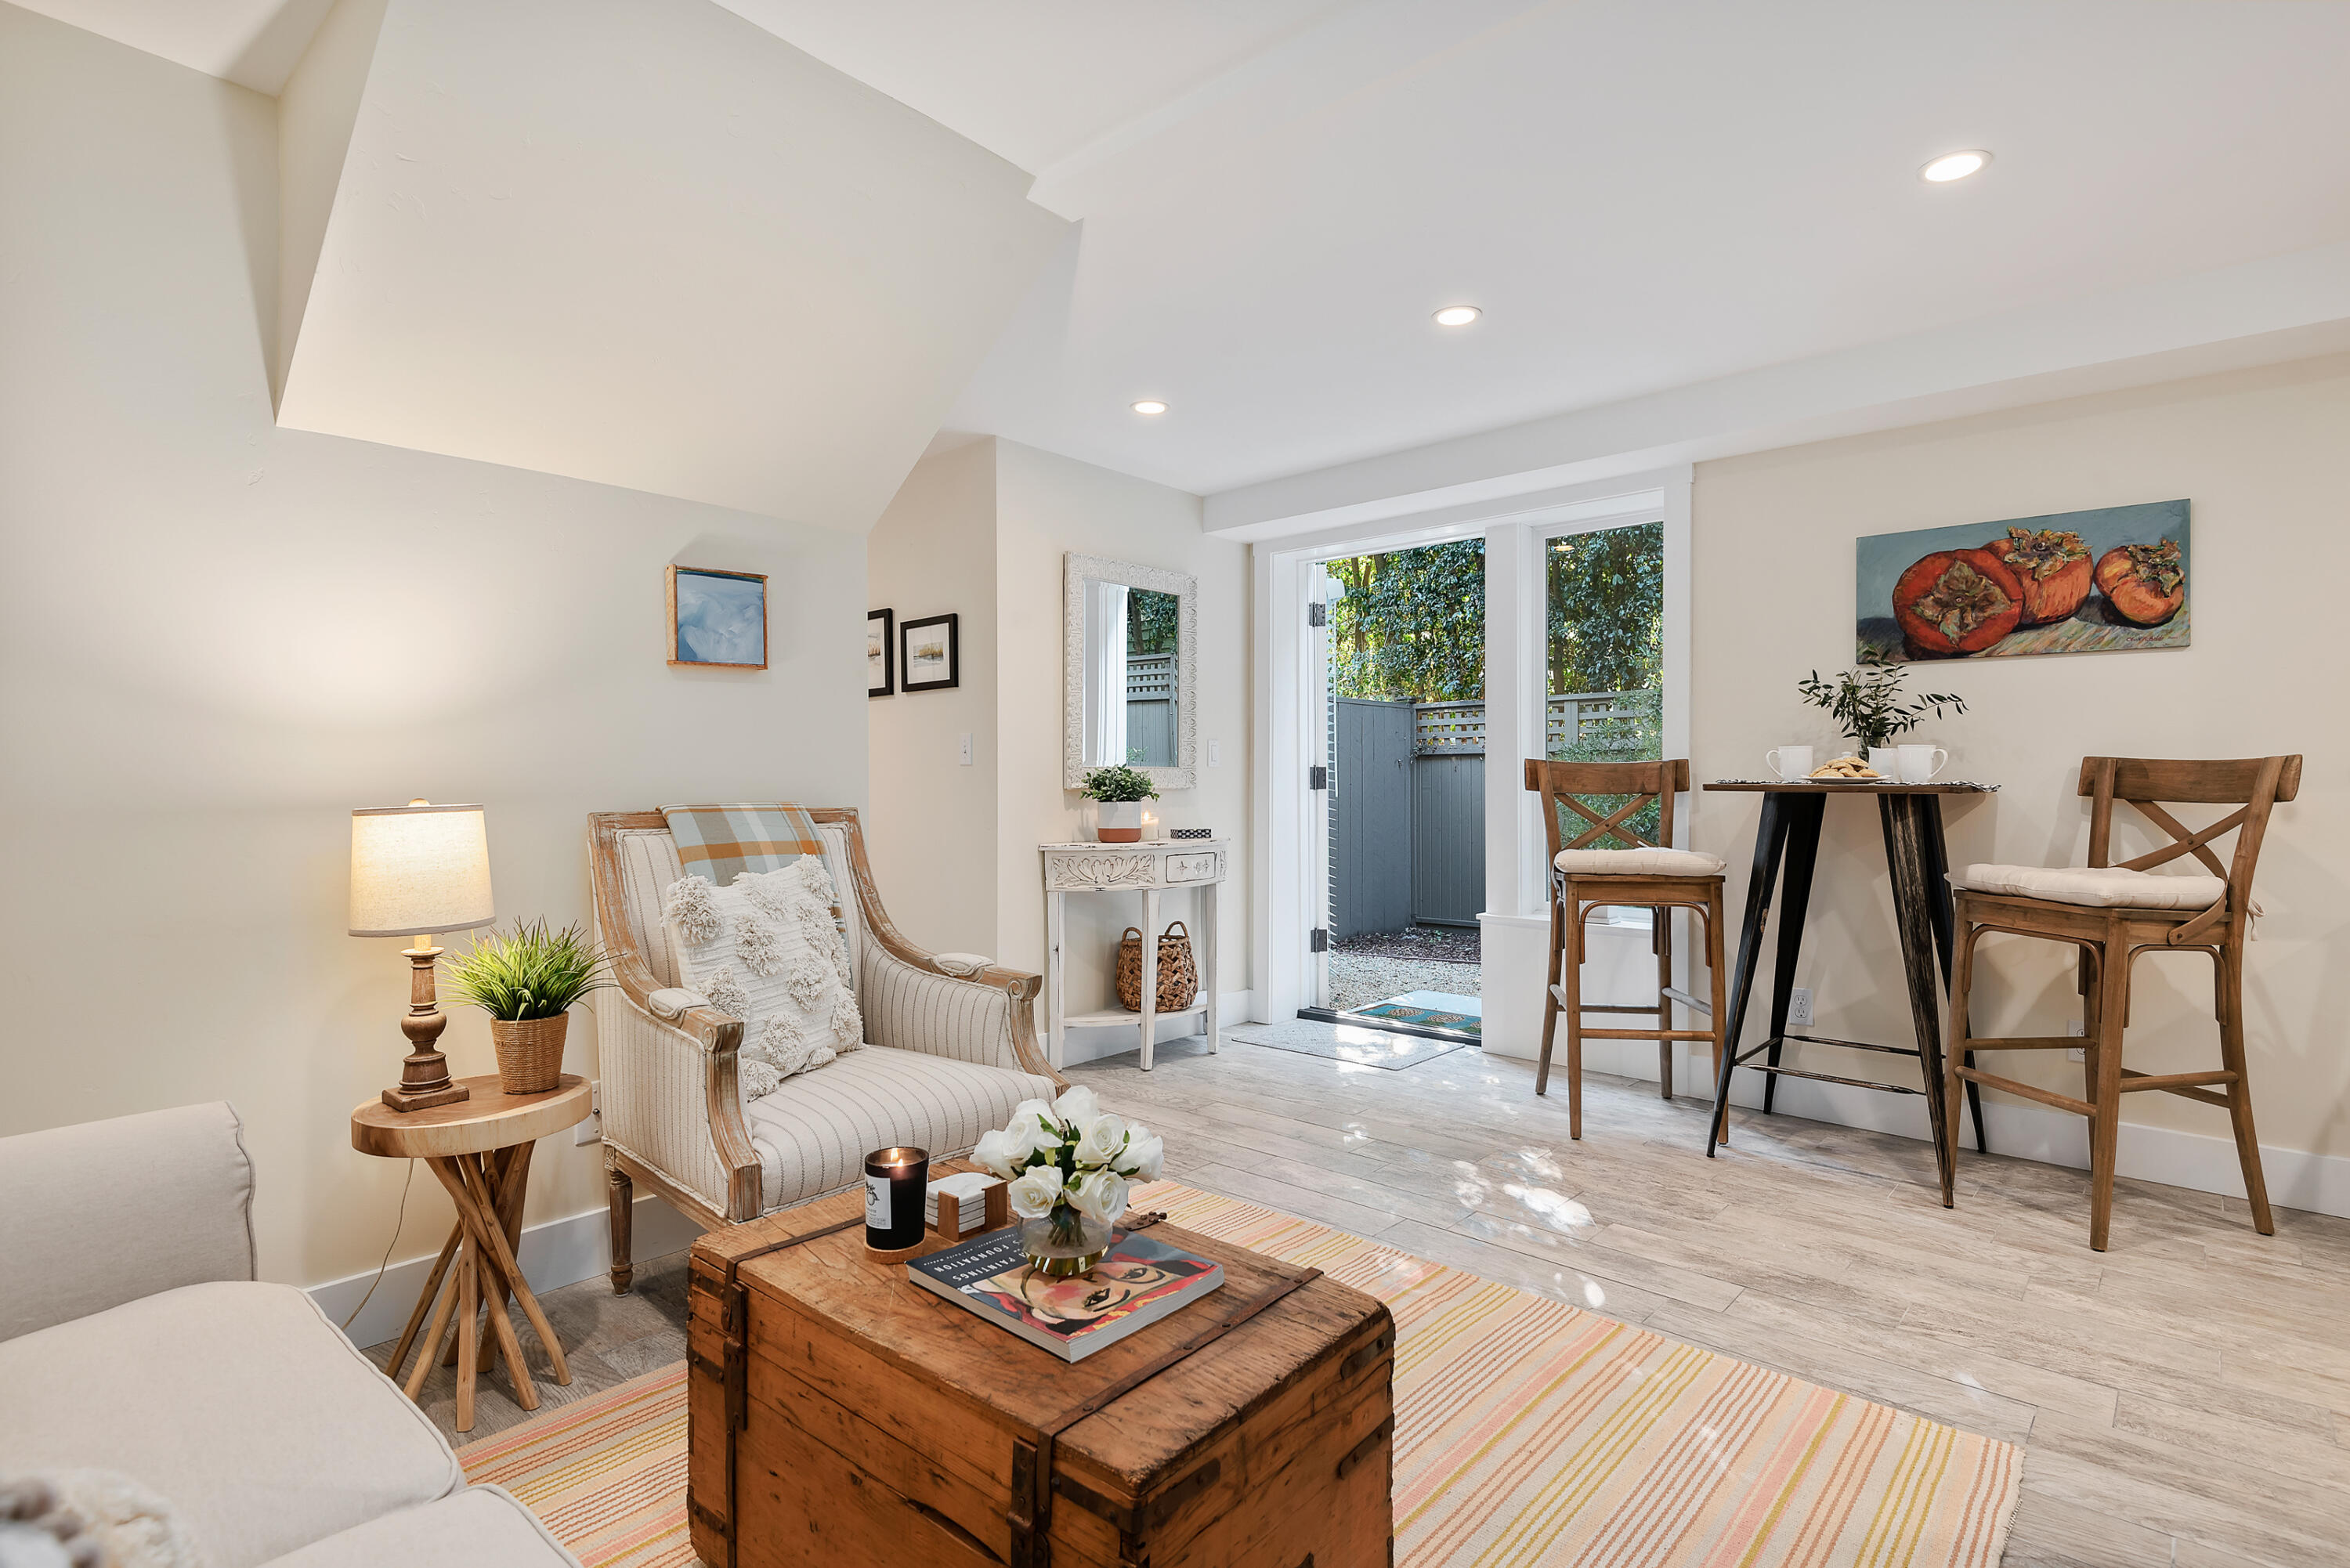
left=688, top=1168, right=1395, bottom=1568
left=351, top=1073, right=591, bottom=1433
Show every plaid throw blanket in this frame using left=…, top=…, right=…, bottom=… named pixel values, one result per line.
left=658, top=803, right=823, bottom=886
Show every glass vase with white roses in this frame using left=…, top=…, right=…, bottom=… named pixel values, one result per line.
left=973, top=1086, right=1165, bottom=1277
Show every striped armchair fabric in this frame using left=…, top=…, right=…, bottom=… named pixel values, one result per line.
left=588, top=808, right=1061, bottom=1289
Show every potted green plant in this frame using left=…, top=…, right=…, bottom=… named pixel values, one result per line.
left=1079, top=764, right=1159, bottom=843
left=440, top=919, right=614, bottom=1094
left=1796, top=665, right=1967, bottom=753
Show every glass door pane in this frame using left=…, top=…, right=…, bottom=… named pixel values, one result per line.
left=1546, top=522, right=1665, bottom=851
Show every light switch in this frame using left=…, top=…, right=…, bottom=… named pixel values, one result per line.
left=959, top=732, right=974, bottom=765
left=1208, top=739, right=1221, bottom=768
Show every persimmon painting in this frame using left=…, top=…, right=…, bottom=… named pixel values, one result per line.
left=1857, top=500, right=2189, bottom=663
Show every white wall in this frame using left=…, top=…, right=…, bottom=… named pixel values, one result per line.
left=1686, top=356, right=2350, bottom=1206
left=865, top=439, right=1000, bottom=956
left=866, top=439, right=1255, bottom=1054
left=994, top=441, right=1254, bottom=1045
left=0, top=6, right=868, bottom=1290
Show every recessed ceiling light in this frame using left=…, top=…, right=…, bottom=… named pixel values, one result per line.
left=1920, top=150, right=1990, bottom=183
left=1130, top=399, right=1168, bottom=415
left=1434, top=305, right=1482, bottom=327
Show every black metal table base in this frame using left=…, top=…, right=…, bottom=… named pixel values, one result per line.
left=1704, top=790, right=1986, bottom=1187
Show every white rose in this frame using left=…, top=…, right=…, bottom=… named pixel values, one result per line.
left=972, top=1128, right=1025, bottom=1180
left=1051, top=1084, right=1101, bottom=1130
left=1007, top=1099, right=1063, bottom=1158
left=1119, top=1130, right=1165, bottom=1182
left=1065, top=1168, right=1130, bottom=1226
left=1005, top=1165, right=1066, bottom=1219
left=1072, top=1113, right=1127, bottom=1168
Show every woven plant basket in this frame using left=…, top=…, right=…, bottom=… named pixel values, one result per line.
left=489, top=1013, right=568, bottom=1094
left=1115, top=922, right=1199, bottom=1013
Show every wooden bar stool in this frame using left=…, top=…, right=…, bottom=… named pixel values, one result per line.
left=1525, top=760, right=1730, bottom=1140
left=1942, top=755, right=2300, bottom=1251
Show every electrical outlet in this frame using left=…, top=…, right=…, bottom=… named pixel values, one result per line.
left=2066, top=1018, right=2085, bottom=1063
left=574, top=1079, right=602, bottom=1145
left=958, top=732, right=974, bottom=766
left=1787, top=988, right=1813, bottom=1028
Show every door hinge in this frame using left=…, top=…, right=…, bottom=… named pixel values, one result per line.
left=1307, top=601, right=1327, bottom=627
left=1310, top=928, right=1329, bottom=953
left=1308, top=764, right=1328, bottom=790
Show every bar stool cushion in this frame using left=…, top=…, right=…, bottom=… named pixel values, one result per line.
left=1953, top=863, right=2225, bottom=910
left=1555, top=848, right=1728, bottom=876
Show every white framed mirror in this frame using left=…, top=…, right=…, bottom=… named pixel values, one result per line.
left=1065, top=552, right=1197, bottom=791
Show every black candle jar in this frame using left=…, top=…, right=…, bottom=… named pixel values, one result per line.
left=863, top=1145, right=929, bottom=1251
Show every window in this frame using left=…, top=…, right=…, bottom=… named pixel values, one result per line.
left=1544, top=522, right=1665, bottom=916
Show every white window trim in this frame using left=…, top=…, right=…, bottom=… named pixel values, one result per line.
left=1249, top=467, right=1693, bottom=1024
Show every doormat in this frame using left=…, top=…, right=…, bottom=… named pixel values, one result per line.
left=1227, top=1020, right=1470, bottom=1069
left=1350, top=989, right=1482, bottom=1037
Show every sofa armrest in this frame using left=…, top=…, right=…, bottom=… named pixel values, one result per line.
left=859, top=945, right=1063, bottom=1086
left=0, top=1102, right=255, bottom=1340
left=591, top=983, right=762, bottom=1222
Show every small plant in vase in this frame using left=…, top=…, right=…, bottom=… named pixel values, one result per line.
left=1796, top=665, right=1966, bottom=756
left=440, top=919, right=613, bottom=1094
left=974, top=1086, right=1165, bottom=1277
left=1080, top=764, right=1159, bottom=844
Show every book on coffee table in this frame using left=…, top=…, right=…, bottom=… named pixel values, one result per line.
left=908, top=1227, right=1224, bottom=1361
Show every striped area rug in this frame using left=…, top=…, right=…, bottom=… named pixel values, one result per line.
left=461, top=1182, right=2018, bottom=1567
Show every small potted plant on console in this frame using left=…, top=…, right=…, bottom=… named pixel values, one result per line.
left=1079, top=764, right=1159, bottom=844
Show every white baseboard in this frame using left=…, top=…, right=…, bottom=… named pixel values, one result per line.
left=1752, top=1071, right=2350, bottom=1220
left=309, top=1191, right=705, bottom=1352
left=1490, top=1020, right=2350, bottom=1222
left=1061, top=990, right=1259, bottom=1066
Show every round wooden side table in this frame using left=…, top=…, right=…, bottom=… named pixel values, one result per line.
left=352, top=1073, right=591, bottom=1433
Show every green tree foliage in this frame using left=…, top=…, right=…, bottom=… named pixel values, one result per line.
left=1127, top=589, right=1180, bottom=656
left=1544, top=523, right=1665, bottom=839
left=1328, top=540, right=1487, bottom=702
left=1546, top=522, right=1663, bottom=695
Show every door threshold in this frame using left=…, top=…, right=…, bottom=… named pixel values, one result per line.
left=1297, top=1006, right=1483, bottom=1046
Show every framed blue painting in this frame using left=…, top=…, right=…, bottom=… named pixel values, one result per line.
left=1856, top=499, right=2189, bottom=663
left=667, top=565, right=767, bottom=669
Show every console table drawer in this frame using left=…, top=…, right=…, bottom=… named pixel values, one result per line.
left=1166, top=851, right=1220, bottom=883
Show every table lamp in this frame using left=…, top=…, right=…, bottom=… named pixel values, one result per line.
left=349, top=800, right=494, bottom=1111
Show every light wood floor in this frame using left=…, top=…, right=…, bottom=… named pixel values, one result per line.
left=376, top=1039, right=2350, bottom=1566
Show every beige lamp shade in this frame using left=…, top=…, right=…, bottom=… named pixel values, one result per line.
left=349, top=803, right=495, bottom=938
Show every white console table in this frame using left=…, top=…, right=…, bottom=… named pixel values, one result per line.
left=1040, top=840, right=1227, bottom=1071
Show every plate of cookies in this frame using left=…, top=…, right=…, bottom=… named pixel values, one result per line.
left=1807, top=755, right=1885, bottom=782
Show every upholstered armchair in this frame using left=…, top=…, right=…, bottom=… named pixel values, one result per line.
left=587, top=808, right=1063, bottom=1289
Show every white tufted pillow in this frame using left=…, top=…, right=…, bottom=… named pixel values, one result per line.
left=663, top=859, right=863, bottom=1101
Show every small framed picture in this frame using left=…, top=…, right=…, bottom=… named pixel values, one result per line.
left=667, top=565, right=767, bottom=669
left=867, top=609, right=895, bottom=697
left=899, top=612, right=959, bottom=692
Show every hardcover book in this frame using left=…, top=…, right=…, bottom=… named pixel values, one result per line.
left=907, top=1227, right=1223, bottom=1362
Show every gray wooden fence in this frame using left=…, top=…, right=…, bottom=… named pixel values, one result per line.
left=1330, top=691, right=1646, bottom=936
left=1330, top=700, right=1414, bottom=938
left=1124, top=653, right=1176, bottom=766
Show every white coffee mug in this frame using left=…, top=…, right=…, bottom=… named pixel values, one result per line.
left=1868, top=746, right=1900, bottom=779
left=1765, top=745, right=1813, bottom=781
left=1898, top=744, right=1950, bottom=784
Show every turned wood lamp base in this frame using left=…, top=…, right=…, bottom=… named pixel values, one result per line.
left=383, top=943, right=470, bottom=1115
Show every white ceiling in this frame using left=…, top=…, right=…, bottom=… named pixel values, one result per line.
left=20, top=0, right=336, bottom=91
left=707, top=0, right=1361, bottom=178
left=275, top=0, right=1068, bottom=531
left=936, top=0, right=2350, bottom=498
left=26, top=0, right=2350, bottom=523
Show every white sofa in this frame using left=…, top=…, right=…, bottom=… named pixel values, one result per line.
left=588, top=807, right=1064, bottom=1287
left=0, top=1104, right=577, bottom=1568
